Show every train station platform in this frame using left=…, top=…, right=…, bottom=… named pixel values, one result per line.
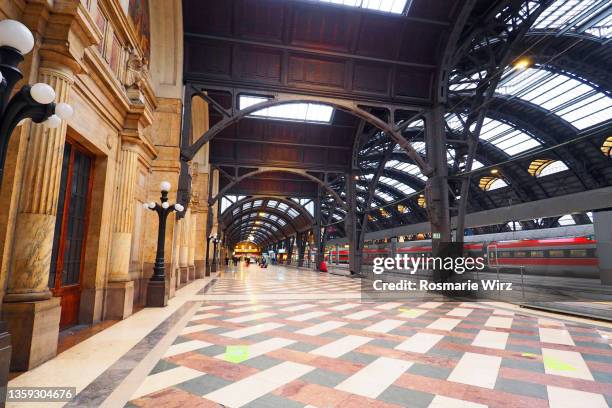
left=9, top=264, right=612, bottom=408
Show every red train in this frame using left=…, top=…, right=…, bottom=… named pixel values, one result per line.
left=326, top=236, right=599, bottom=278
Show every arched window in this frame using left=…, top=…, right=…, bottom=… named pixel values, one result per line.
left=480, top=177, right=508, bottom=191
left=528, top=159, right=569, bottom=177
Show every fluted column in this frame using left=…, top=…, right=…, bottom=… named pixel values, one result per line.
left=5, top=66, right=73, bottom=302
left=109, top=148, right=138, bottom=282
left=179, top=209, right=190, bottom=285
left=188, top=212, right=197, bottom=279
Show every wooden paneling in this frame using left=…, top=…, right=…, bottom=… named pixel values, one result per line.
left=236, top=46, right=282, bottom=83
left=287, top=54, right=347, bottom=90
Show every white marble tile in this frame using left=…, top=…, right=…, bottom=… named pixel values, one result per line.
left=131, top=367, right=204, bottom=400
left=281, top=304, right=317, bottom=312
left=287, top=311, right=331, bottom=322
left=310, top=335, right=372, bottom=358
left=484, top=316, right=513, bottom=329
left=448, top=352, right=501, bottom=389
left=446, top=308, right=473, bottom=317
left=397, top=308, right=428, bottom=319
left=198, top=305, right=223, bottom=311
left=228, top=305, right=270, bottom=313
left=329, top=303, right=361, bottom=311
left=539, top=328, right=575, bottom=346
left=428, top=395, right=488, bottom=408
left=163, top=340, right=212, bottom=357
left=296, top=321, right=347, bottom=336
left=215, top=338, right=295, bottom=361
left=204, top=362, right=314, bottom=407
left=396, top=332, right=444, bottom=354
left=471, top=330, right=508, bottom=350
left=345, top=310, right=381, bottom=320
left=335, top=357, right=412, bottom=398
left=542, top=348, right=593, bottom=380
left=190, top=313, right=219, bottom=321
left=375, top=302, right=404, bottom=310
left=226, top=312, right=276, bottom=323
left=547, top=385, right=608, bottom=408
left=364, top=319, right=404, bottom=334
left=419, top=302, right=443, bottom=309
left=427, top=318, right=461, bottom=331
left=222, top=322, right=285, bottom=339
left=181, top=323, right=216, bottom=335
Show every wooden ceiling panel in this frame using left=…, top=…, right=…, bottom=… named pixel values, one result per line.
left=290, top=4, right=357, bottom=52
left=236, top=46, right=283, bottom=84
left=287, top=54, right=347, bottom=90
left=235, top=0, right=286, bottom=43
left=183, top=0, right=232, bottom=36
left=355, top=15, right=404, bottom=59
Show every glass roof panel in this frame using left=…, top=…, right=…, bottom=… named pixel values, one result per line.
left=497, top=68, right=612, bottom=130
left=378, top=176, right=415, bottom=194
left=488, top=178, right=508, bottom=191
left=386, top=160, right=427, bottom=181
left=308, top=0, right=409, bottom=14
left=537, top=160, right=569, bottom=177
left=558, top=214, right=576, bottom=225
left=375, top=189, right=395, bottom=202
left=533, top=0, right=611, bottom=38
left=239, top=95, right=333, bottom=124
left=479, top=118, right=542, bottom=155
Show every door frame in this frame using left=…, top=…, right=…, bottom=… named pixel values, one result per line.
left=51, top=139, right=95, bottom=328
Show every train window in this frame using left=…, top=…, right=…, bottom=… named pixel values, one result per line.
left=500, top=251, right=512, bottom=258
left=569, top=249, right=587, bottom=257
left=548, top=250, right=565, bottom=257
left=530, top=251, right=544, bottom=257
left=514, top=251, right=527, bottom=257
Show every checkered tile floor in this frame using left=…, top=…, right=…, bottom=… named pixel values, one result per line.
left=127, top=267, right=612, bottom=408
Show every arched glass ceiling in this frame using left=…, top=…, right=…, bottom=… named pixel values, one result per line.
left=528, top=159, right=570, bottom=177
left=532, top=0, right=612, bottom=38
left=221, top=195, right=246, bottom=214
left=446, top=113, right=542, bottom=156
left=229, top=198, right=306, bottom=221
left=236, top=215, right=279, bottom=231
left=308, top=0, right=410, bottom=14
left=386, top=160, right=427, bottom=181
left=497, top=67, right=612, bottom=130
left=291, top=198, right=315, bottom=217
left=239, top=95, right=333, bottom=124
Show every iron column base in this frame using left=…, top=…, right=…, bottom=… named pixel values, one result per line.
left=146, top=279, right=168, bottom=307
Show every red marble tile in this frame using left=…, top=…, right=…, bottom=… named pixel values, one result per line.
left=266, top=348, right=363, bottom=375
left=131, top=387, right=216, bottom=408
left=394, top=373, right=548, bottom=408
left=500, top=366, right=612, bottom=396
left=167, top=352, right=258, bottom=381
left=274, top=381, right=401, bottom=408
left=356, top=344, right=458, bottom=369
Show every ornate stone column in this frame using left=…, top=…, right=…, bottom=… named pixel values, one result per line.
left=2, top=64, right=73, bottom=370
left=188, top=212, right=197, bottom=280
left=106, top=147, right=138, bottom=319
left=179, top=209, right=190, bottom=285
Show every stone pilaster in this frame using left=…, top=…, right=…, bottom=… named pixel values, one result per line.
left=106, top=148, right=138, bottom=319
left=179, top=209, right=190, bottom=284
left=188, top=212, right=197, bottom=280
left=2, top=65, right=73, bottom=371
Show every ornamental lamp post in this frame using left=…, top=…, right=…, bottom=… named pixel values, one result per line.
left=143, top=181, right=184, bottom=307
left=0, top=19, right=74, bottom=184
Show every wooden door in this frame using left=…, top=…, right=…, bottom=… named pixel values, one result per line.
left=49, top=142, right=93, bottom=329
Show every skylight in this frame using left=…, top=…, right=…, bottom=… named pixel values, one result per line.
left=558, top=214, right=576, bottom=226
left=309, top=0, right=410, bottom=14
left=497, top=68, right=612, bottom=130
left=537, top=160, right=569, bottom=177
left=479, top=118, right=542, bottom=156
left=378, top=176, right=415, bottom=195
left=386, top=160, right=427, bottom=181
left=532, top=0, right=611, bottom=38
left=239, top=95, right=334, bottom=124
left=375, top=189, right=395, bottom=202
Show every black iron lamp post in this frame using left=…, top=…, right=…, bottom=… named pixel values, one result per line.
left=209, top=234, right=220, bottom=272
left=143, top=181, right=184, bottom=307
left=0, top=19, right=73, bottom=399
left=0, top=19, right=74, bottom=184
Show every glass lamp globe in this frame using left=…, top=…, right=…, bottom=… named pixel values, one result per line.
left=161, top=202, right=169, bottom=209
left=55, top=102, right=73, bottom=120
left=175, top=204, right=184, bottom=212
left=44, top=114, right=61, bottom=129
left=30, top=83, right=55, bottom=104
left=142, top=202, right=150, bottom=209
left=160, top=181, right=171, bottom=192
left=148, top=202, right=156, bottom=209
left=0, top=20, right=34, bottom=54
